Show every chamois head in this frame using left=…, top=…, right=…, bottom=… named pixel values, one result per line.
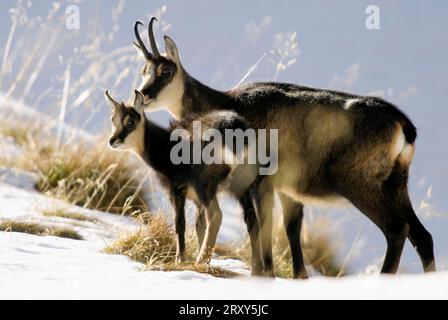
left=134, top=18, right=184, bottom=110
left=105, top=90, right=147, bottom=154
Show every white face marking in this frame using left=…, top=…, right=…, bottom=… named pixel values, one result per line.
left=122, top=118, right=145, bottom=156
left=109, top=109, right=145, bottom=157
left=152, top=67, right=184, bottom=119
left=138, top=61, right=156, bottom=93
left=139, top=54, right=185, bottom=119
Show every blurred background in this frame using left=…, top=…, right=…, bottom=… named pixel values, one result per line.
left=0, top=0, right=447, bottom=274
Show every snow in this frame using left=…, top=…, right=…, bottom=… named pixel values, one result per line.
left=0, top=169, right=447, bottom=300
left=0, top=135, right=25, bottom=162
left=0, top=165, right=38, bottom=191
left=0, top=181, right=139, bottom=243
left=1, top=229, right=448, bottom=300
left=0, top=1, right=447, bottom=300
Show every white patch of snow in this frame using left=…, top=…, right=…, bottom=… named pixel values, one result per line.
left=1, top=231, right=448, bottom=299
left=0, top=182, right=138, bottom=242
left=0, top=157, right=446, bottom=300
left=0, top=165, right=39, bottom=191
left=0, top=135, right=25, bottom=161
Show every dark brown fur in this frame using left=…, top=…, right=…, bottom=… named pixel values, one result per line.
left=133, top=20, right=435, bottom=276
left=107, top=91, right=263, bottom=271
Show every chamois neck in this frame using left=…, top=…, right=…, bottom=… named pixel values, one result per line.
left=140, top=120, right=173, bottom=174
left=182, top=72, right=236, bottom=116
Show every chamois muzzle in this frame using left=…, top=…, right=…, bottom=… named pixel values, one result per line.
left=109, top=136, right=121, bottom=148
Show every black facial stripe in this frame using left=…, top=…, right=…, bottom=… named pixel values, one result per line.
left=117, top=108, right=141, bottom=140
left=140, top=59, right=177, bottom=99
left=117, top=128, right=129, bottom=141
left=141, top=77, right=167, bottom=99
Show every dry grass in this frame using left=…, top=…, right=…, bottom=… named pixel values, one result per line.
left=0, top=220, right=83, bottom=240
left=274, top=219, right=343, bottom=277
left=34, top=144, right=147, bottom=215
left=0, top=123, right=148, bottom=216
left=104, top=214, right=239, bottom=278
left=216, top=218, right=344, bottom=278
left=104, top=214, right=177, bottom=264
left=0, top=126, right=32, bottom=146
left=42, top=209, right=98, bottom=223
left=104, top=213, right=342, bottom=278
left=144, top=262, right=240, bottom=278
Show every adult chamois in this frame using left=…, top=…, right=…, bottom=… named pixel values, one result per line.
left=106, top=90, right=263, bottom=270
left=131, top=18, right=435, bottom=277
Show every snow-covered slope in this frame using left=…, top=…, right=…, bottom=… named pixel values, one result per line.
left=2, top=229, right=448, bottom=300
left=0, top=170, right=447, bottom=300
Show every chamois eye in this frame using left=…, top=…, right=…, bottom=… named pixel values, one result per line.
left=160, top=66, right=173, bottom=77
left=126, top=120, right=135, bottom=128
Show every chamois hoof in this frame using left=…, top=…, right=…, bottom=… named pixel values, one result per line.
left=251, top=266, right=265, bottom=277
left=262, top=269, right=276, bottom=278
left=195, top=257, right=210, bottom=266
left=175, top=253, right=186, bottom=264
left=293, top=272, right=309, bottom=280
left=424, top=261, right=436, bottom=273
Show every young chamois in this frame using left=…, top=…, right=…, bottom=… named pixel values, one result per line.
left=106, top=90, right=263, bottom=270
left=129, top=18, right=436, bottom=278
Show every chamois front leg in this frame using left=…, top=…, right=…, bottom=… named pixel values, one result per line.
left=240, top=188, right=264, bottom=276
left=170, top=187, right=187, bottom=263
left=194, top=203, right=207, bottom=253
left=196, top=198, right=222, bottom=265
left=279, top=193, right=308, bottom=279
left=254, top=178, right=275, bottom=277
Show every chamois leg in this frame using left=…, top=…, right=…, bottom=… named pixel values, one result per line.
left=240, top=191, right=263, bottom=276
left=195, top=204, right=207, bottom=252
left=196, top=197, right=223, bottom=264
left=255, top=179, right=275, bottom=277
left=394, top=188, right=435, bottom=272
left=170, top=188, right=186, bottom=263
left=279, top=193, right=308, bottom=279
left=348, top=198, right=408, bottom=273
left=380, top=216, right=409, bottom=273
left=406, top=212, right=435, bottom=272
left=384, top=164, right=435, bottom=272
left=340, top=183, right=408, bottom=274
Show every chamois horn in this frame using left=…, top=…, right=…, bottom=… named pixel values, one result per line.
left=148, top=17, right=161, bottom=59
left=134, top=21, right=152, bottom=60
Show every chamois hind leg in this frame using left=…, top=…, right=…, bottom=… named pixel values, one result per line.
left=406, top=212, right=435, bottom=272
left=239, top=190, right=263, bottom=276
left=194, top=203, right=207, bottom=252
left=340, top=184, right=409, bottom=274
left=196, top=197, right=223, bottom=265
left=386, top=167, right=436, bottom=272
left=380, top=215, right=409, bottom=273
left=382, top=164, right=435, bottom=272
left=254, top=178, right=275, bottom=277
left=279, top=193, right=308, bottom=279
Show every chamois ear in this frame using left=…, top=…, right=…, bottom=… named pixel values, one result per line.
left=164, top=35, right=181, bottom=65
left=104, top=90, right=120, bottom=110
left=133, top=90, right=145, bottom=113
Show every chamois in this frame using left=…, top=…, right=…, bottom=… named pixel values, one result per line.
left=106, top=90, right=262, bottom=270
left=129, top=18, right=436, bottom=277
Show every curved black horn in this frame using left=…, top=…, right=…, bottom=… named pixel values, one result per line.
left=134, top=21, right=152, bottom=60
left=148, top=17, right=161, bottom=59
